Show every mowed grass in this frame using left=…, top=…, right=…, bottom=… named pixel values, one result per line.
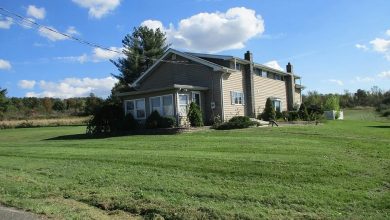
left=0, top=114, right=389, bottom=219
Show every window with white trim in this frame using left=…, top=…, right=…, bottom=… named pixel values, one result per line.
left=231, top=91, right=244, bottom=105
left=178, top=94, right=189, bottom=116
left=272, top=99, right=281, bottom=112
left=125, top=99, right=146, bottom=119
left=150, top=95, right=174, bottom=116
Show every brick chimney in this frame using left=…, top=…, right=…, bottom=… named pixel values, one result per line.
left=243, top=51, right=255, bottom=117
left=285, top=62, right=295, bottom=110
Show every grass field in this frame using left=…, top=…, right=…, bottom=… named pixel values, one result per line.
left=0, top=111, right=389, bottom=219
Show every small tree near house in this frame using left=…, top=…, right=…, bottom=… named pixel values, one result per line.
left=259, top=98, right=276, bottom=121
left=188, top=102, right=203, bottom=127
left=298, top=103, right=309, bottom=121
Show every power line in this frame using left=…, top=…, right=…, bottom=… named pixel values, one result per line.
left=0, top=7, right=199, bottom=66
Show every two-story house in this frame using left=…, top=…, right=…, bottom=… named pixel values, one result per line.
left=116, top=48, right=303, bottom=124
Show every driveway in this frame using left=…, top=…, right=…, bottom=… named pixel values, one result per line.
left=0, top=206, right=41, bottom=220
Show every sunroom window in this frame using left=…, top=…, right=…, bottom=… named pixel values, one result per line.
left=125, top=99, right=146, bottom=119
left=150, top=95, right=174, bottom=116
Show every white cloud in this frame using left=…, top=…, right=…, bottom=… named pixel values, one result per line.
left=38, top=26, right=79, bottom=41
left=355, top=44, right=368, bottom=51
left=386, top=29, right=390, bottom=36
left=92, top=47, right=123, bottom=60
left=0, top=59, right=11, bottom=70
left=66, top=26, right=80, bottom=35
left=27, top=5, right=46, bottom=20
left=72, top=0, right=121, bottom=19
left=328, top=79, right=344, bottom=86
left=18, top=80, right=36, bottom=89
left=0, top=17, right=13, bottom=29
left=354, top=76, right=375, bottom=83
left=378, top=71, right=390, bottom=79
left=25, top=76, right=118, bottom=98
left=263, top=60, right=283, bottom=71
left=141, top=7, right=265, bottom=53
left=54, top=54, right=89, bottom=63
left=370, top=38, right=390, bottom=53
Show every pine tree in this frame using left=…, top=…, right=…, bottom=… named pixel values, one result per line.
left=111, top=26, right=169, bottom=88
left=188, top=102, right=203, bottom=127
left=298, top=103, right=309, bottom=121
left=260, top=98, right=276, bottom=121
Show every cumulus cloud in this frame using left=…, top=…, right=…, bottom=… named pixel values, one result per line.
left=38, top=26, right=79, bottom=41
left=0, top=59, right=11, bottom=70
left=328, top=79, right=344, bottom=86
left=72, top=0, right=121, bottom=19
left=27, top=5, right=46, bottom=20
left=370, top=38, right=390, bottom=53
left=0, top=17, right=13, bottom=29
left=355, top=44, right=368, bottom=51
left=263, top=60, right=283, bottom=71
left=92, top=47, right=123, bottom=60
left=25, top=76, right=118, bottom=98
left=141, top=7, right=265, bottom=53
left=378, top=71, right=390, bottom=79
left=18, top=80, right=36, bottom=89
left=54, top=54, right=89, bottom=63
left=353, top=76, right=375, bottom=83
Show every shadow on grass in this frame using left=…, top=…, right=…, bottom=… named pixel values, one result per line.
left=366, top=125, right=390, bottom=129
left=44, top=128, right=187, bottom=141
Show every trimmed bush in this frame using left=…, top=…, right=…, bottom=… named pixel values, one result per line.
left=214, top=116, right=258, bottom=130
left=298, top=103, right=309, bottom=121
left=287, top=111, right=299, bottom=121
left=159, top=116, right=176, bottom=128
left=146, top=111, right=176, bottom=128
left=188, top=102, right=203, bottom=127
left=86, top=103, right=124, bottom=135
left=259, top=98, right=275, bottom=121
left=121, top=113, right=139, bottom=130
left=145, top=110, right=162, bottom=129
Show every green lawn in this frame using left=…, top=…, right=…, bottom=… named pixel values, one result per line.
left=0, top=116, right=389, bottom=219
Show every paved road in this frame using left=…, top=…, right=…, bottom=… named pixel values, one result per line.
left=0, top=206, right=41, bottom=220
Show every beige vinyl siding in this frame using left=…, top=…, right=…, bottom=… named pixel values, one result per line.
left=222, top=71, right=246, bottom=121
left=294, top=88, right=302, bottom=106
left=253, top=75, right=287, bottom=115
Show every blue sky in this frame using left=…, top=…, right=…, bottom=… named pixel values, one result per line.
left=0, top=0, right=389, bottom=98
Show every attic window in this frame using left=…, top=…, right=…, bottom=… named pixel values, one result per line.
left=171, top=54, right=176, bottom=60
left=235, top=63, right=241, bottom=70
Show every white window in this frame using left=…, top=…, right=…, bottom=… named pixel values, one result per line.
left=231, top=91, right=245, bottom=105
left=150, top=97, right=162, bottom=114
left=150, top=95, right=174, bottom=116
left=192, top=92, right=201, bottom=106
left=125, top=99, right=146, bottom=119
left=262, top=71, right=268, bottom=78
left=272, top=99, right=281, bottom=112
left=178, top=94, right=189, bottom=116
left=235, top=63, right=241, bottom=70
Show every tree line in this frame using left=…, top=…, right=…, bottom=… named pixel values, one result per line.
left=0, top=90, right=103, bottom=120
left=303, top=86, right=390, bottom=117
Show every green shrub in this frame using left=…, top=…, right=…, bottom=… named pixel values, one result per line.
left=159, top=116, right=176, bottom=128
left=121, top=113, right=139, bottom=130
left=145, top=111, right=176, bottom=128
left=259, top=98, right=275, bottom=121
left=298, top=103, right=309, bottom=121
left=86, top=103, right=124, bottom=135
left=145, top=110, right=161, bottom=129
left=287, top=111, right=299, bottom=121
left=275, top=110, right=283, bottom=120
left=214, top=116, right=257, bottom=130
left=188, top=102, right=203, bottom=127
